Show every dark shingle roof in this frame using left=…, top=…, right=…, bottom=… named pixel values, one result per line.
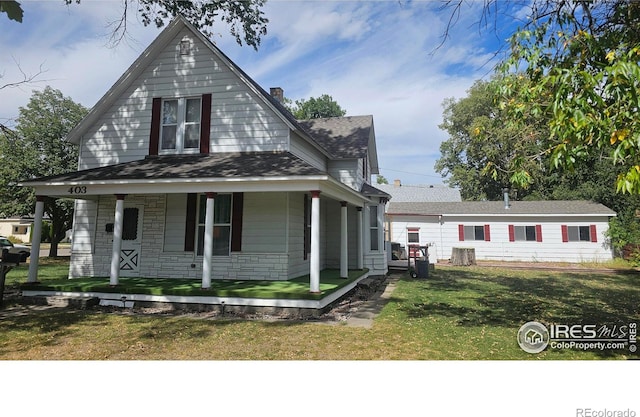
left=387, top=200, right=616, bottom=216
left=21, top=152, right=325, bottom=184
left=298, top=116, right=372, bottom=159
left=361, top=182, right=391, bottom=199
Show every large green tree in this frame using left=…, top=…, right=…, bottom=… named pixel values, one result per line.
left=442, top=0, right=640, bottom=194
left=436, top=78, right=550, bottom=200
left=287, top=94, right=347, bottom=120
left=0, top=87, right=88, bottom=257
left=1, top=0, right=268, bottom=49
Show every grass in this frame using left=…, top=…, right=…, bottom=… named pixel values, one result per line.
left=1, top=259, right=639, bottom=359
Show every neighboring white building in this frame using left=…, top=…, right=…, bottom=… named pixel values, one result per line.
left=0, top=217, right=32, bottom=243
left=386, top=200, right=616, bottom=263
left=20, top=16, right=389, bottom=291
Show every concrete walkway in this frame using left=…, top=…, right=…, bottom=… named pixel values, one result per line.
left=344, top=273, right=400, bottom=328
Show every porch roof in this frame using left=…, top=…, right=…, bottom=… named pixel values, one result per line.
left=20, top=151, right=373, bottom=206
left=21, top=152, right=324, bottom=184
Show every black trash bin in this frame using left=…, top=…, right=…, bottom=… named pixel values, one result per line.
left=415, top=259, right=429, bottom=278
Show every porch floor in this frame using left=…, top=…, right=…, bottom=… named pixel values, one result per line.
left=20, top=269, right=371, bottom=312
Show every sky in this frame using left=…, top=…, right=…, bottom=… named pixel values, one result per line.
left=0, top=0, right=527, bottom=185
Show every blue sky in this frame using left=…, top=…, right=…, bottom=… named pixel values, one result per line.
left=0, top=0, right=527, bottom=185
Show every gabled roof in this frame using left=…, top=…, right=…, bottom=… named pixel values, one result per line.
left=299, top=116, right=373, bottom=159
left=377, top=184, right=461, bottom=202
left=64, top=16, right=331, bottom=159
left=387, top=200, right=616, bottom=217
left=21, top=152, right=324, bottom=184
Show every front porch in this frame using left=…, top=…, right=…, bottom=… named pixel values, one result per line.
left=20, top=269, right=372, bottom=314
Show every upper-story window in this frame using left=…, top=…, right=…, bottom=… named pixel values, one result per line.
left=161, top=97, right=202, bottom=153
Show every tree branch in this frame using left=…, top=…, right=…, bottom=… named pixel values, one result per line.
left=0, top=57, right=47, bottom=90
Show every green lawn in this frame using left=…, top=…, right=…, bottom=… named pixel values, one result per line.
left=1, top=259, right=638, bottom=359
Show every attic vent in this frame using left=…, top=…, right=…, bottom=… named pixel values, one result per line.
left=180, top=40, right=191, bottom=55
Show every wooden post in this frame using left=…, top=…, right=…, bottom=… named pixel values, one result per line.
left=451, top=247, right=476, bottom=266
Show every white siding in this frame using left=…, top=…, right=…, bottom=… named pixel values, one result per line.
left=78, top=27, right=290, bottom=170
left=163, top=194, right=187, bottom=252
left=388, top=214, right=614, bottom=263
left=242, top=192, right=287, bottom=253
left=289, top=131, right=327, bottom=171
left=328, top=159, right=360, bottom=191
left=70, top=199, right=98, bottom=253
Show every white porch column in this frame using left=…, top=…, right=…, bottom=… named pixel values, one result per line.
left=356, top=207, right=363, bottom=270
left=27, top=196, right=45, bottom=283
left=202, top=192, right=216, bottom=289
left=340, top=201, right=348, bottom=278
left=310, top=190, right=321, bottom=293
left=109, top=194, right=126, bottom=286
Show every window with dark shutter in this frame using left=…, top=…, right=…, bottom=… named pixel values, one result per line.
left=149, top=97, right=162, bottom=156
left=200, top=93, right=211, bottom=154
left=152, top=93, right=211, bottom=155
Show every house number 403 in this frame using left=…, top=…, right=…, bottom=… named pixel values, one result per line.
left=68, top=186, right=87, bottom=194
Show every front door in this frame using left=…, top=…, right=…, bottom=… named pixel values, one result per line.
left=120, top=204, right=143, bottom=276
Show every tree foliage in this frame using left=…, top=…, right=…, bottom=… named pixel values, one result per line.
left=0, top=0, right=22, bottom=22
left=440, top=1, right=640, bottom=193
left=436, top=78, right=550, bottom=200
left=495, top=1, right=640, bottom=194
left=0, top=87, right=88, bottom=256
left=287, top=94, right=347, bottom=120
left=2, top=0, right=268, bottom=49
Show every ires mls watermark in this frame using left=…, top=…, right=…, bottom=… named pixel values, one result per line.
left=517, top=321, right=637, bottom=354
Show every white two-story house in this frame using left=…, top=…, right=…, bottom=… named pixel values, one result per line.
left=21, top=16, right=390, bottom=293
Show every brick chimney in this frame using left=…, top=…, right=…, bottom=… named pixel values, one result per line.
left=270, top=87, right=284, bottom=103
left=394, top=179, right=401, bottom=187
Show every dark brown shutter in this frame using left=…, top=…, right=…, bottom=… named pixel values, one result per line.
left=590, top=224, right=598, bottom=242
left=508, top=225, right=515, bottom=242
left=561, top=225, right=569, bottom=242
left=535, top=225, right=543, bottom=242
left=458, top=224, right=464, bottom=241
left=231, top=192, right=244, bottom=252
left=200, top=93, right=212, bottom=154
left=184, top=193, right=197, bottom=252
left=149, top=97, right=162, bottom=156
left=484, top=225, right=491, bottom=241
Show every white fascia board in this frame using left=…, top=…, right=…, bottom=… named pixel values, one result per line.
left=320, top=176, right=372, bottom=207
left=25, top=174, right=371, bottom=206
left=25, top=175, right=331, bottom=197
